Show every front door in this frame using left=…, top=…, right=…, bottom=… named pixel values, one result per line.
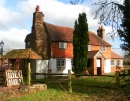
left=97, top=59, right=101, bottom=75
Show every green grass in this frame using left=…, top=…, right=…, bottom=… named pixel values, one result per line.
left=7, top=89, right=90, bottom=101
left=5, top=75, right=130, bottom=101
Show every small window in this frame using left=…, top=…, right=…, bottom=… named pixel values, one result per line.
left=111, top=60, right=114, bottom=66
left=88, top=45, right=91, bottom=51
left=71, top=59, right=73, bottom=66
left=27, top=41, right=30, bottom=46
left=116, top=60, right=120, bottom=66
left=57, top=59, right=65, bottom=67
left=59, top=42, right=67, bottom=49
left=26, top=41, right=30, bottom=47
left=101, top=46, right=106, bottom=51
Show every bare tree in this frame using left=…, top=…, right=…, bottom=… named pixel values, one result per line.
left=71, top=0, right=123, bottom=37
left=70, top=0, right=130, bottom=53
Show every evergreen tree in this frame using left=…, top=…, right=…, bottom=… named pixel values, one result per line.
left=118, top=0, right=130, bottom=53
left=73, top=13, right=89, bottom=74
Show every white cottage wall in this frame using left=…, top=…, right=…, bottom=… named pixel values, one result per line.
left=63, top=58, right=72, bottom=74
left=104, top=59, right=111, bottom=73
left=36, top=60, right=48, bottom=79
left=35, top=58, right=73, bottom=79
left=49, top=58, right=57, bottom=73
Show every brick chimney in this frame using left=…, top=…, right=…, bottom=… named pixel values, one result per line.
left=30, top=5, right=51, bottom=58
left=32, top=5, right=44, bottom=27
left=97, top=26, right=105, bottom=40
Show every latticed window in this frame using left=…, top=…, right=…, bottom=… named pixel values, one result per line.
left=59, top=42, right=67, bottom=49
left=111, top=60, right=114, bottom=66
left=57, top=59, right=65, bottom=67
left=101, top=46, right=106, bottom=51
left=116, top=60, right=121, bottom=66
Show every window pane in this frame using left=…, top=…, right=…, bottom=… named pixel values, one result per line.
left=64, top=43, right=67, bottom=48
left=57, top=59, right=65, bottom=67
left=101, top=46, right=106, bottom=51
left=117, top=60, right=120, bottom=66
left=59, top=42, right=67, bottom=49
left=59, top=42, right=62, bottom=48
left=111, top=60, right=114, bottom=66
left=88, top=45, right=91, bottom=51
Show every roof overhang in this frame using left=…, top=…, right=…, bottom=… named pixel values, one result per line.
left=88, top=50, right=106, bottom=59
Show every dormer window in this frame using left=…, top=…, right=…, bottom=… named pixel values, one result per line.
left=59, top=42, right=67, bottom=49
left=27, top=41, right=30, bottom=46
left=26, top=41, right=30, bottom=47
left=101, top=46, right=106, bottom=51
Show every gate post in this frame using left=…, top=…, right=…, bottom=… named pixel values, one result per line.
left=27, top=60, right=31, bottom=86
left=115, top=71, right=120, bottom=87
left=68, top=70, right=72, bottom=93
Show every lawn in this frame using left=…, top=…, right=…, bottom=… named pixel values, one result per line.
left=6, top=75, right=130, bottom=101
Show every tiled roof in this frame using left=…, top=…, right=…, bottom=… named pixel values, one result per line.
left=44, top=22, right=111, bottom=46
left=44, top=22, right=73, bottom=42
left=88, top=50, right=99, bottom=58
left=4, top=48, right=42, bottom=59
left=25, top=22, right=112, bottom=47
left=111, top=51, right=123, bottom=59
left=89, top=31, right=111, bottom=47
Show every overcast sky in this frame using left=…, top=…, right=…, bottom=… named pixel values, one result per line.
left=0, top=0, right=124, bottom=56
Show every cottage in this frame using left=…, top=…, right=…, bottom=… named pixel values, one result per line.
left=25, top=5, right=123, bottom=78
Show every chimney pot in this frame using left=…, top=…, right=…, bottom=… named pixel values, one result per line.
left=97, top=26, right=105, bottom=39
left=36, top=5, right=40, bottom=12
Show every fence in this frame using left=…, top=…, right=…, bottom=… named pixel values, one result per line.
left=29, top=69, right=130, bottom=93
left=0, top=69, right=129, bottom=90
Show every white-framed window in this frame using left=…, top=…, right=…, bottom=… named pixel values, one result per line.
left=111, top=60, right=114, bottom=66
left=116, top=60, right=121, bottom=66
left=59, top=42, right=67, bottom=49
left=71, top=59, right=73, bottom=66
left=101, top=46, right=106, bottom=51
left=57, top=59, right=65, bottom=67
left=88, top=45, right=91, bottom=51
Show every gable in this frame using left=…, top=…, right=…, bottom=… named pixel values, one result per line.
left=88, top=50, right=105, bottom=59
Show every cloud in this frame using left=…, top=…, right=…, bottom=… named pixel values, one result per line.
left=0, top=28, right=29, bottom=52
left=0, top=0, right=124, bottom=55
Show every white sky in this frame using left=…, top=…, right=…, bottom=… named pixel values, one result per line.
left=0, top=0, right=124, bottom=56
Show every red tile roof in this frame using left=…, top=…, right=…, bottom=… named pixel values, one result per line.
left=44, top=22, right=111, bottom=47
left=45, top=22, right=73, bottom=42
left=89, top=31, right=111, bottom=47
left=111, top=51, right=123, bottom=59
left=88, top=50, right=99, bottom=58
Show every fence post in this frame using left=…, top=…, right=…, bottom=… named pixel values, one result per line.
left=115, top=71, right=120, bottom=87
left=27, top=60, right=31, bottom=86
left=68, top=70, right=72, bottom=93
